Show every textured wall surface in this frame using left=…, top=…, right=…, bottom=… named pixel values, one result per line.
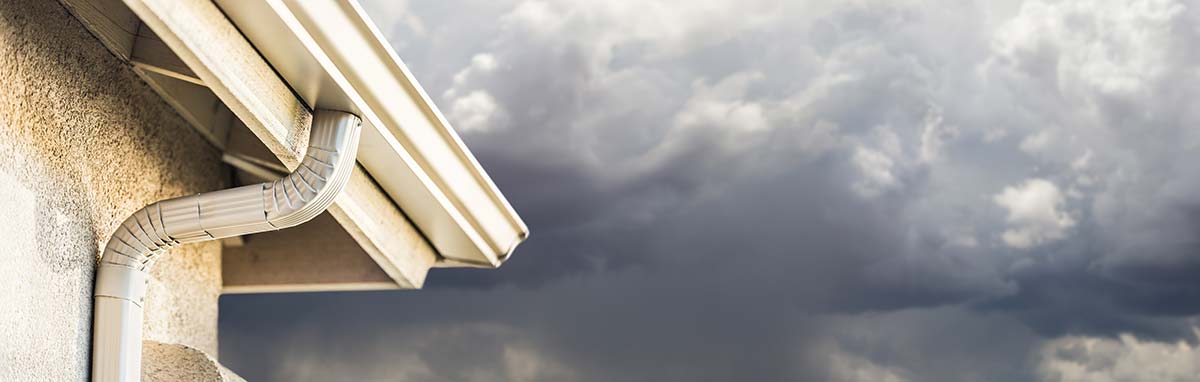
left=0, top=0, right=226, bottom=380
left=144, top=341, right=246, bottom=382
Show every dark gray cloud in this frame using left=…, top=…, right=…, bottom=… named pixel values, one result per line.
left=220, top=1, right=1200, bottom=381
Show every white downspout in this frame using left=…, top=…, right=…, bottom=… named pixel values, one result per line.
left=92, top=110, right=362, bottom=382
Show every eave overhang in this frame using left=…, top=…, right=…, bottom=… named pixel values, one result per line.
left=214, top=0, right=528, bottom=268
left=61, top=0, right=529, bottom=291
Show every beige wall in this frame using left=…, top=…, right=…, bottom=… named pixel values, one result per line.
left=0, top=0, right=226, bottom=380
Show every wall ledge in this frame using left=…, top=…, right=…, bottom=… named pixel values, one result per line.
left=143, top=341, right=246, bottom=382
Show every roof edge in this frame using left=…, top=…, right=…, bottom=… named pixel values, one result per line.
left=215, top=0, right=528, bottom=266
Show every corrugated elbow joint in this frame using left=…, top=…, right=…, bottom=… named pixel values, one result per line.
left=92, top=110, right=360, bottom=382
left=98, top=110, right=360, bottom=270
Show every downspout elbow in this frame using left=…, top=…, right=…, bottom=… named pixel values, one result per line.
left=92, top=110, right=361, bottom=382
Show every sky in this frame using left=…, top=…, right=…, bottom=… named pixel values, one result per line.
left=219, top=1, right=1200, bottom=381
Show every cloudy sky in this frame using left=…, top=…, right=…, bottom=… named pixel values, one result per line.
left=219, top=1, right=1200, bottom=381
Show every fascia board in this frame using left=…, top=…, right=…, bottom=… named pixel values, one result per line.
left=214, top=0, right=528, bottom=267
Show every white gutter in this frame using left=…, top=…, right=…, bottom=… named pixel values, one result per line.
left=92, top=110, right=361, bottom=382
left=215, top=0, right=529, bottom=267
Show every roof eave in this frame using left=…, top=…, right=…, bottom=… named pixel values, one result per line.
left=215, top=0, right=529, bottom=267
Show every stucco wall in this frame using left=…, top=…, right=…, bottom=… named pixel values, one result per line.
left=0, top=0, right=226, bottom=380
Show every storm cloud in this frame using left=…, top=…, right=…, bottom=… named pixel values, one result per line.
left=220, top=1, right=1200, bottom=381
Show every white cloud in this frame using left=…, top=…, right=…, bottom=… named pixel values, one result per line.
left=993, top=0, right=1188, bottom=97
left=852, top=146, right=898, bottom=198
left=452, top=53, right=499, bottom=88
left=673, top=72, right=769, bottom=133
left=471, top=53, right=499, bottom=72
left=501, top=0, right=788, bottom=61
left=917, top=105, right=957, bottom=163
left=993, top=178, right=1075, bottom=248
left=850, top=126, right=907, bottom=199
left=502, top=344, right=577, bottom=382
left=826, top=347, right=911, bottom=382
left=267, top=322, right=577, bottom=382
left=446, top=53, right=502, bottom=100
left=1018, top=130, right=1053, bottom=155
left=1039, top=331, right=1200, bottom=382
left=633, top=72, right=773, bottom=176
left=449, top=90, right=503, bottom=132
left=503, top=1, right=562, bottom=36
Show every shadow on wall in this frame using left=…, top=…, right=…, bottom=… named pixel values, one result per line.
left=0, top=165, right=95, bottom=381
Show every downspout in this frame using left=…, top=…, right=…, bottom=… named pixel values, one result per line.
left=92, top=110, right=362, bottom=382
